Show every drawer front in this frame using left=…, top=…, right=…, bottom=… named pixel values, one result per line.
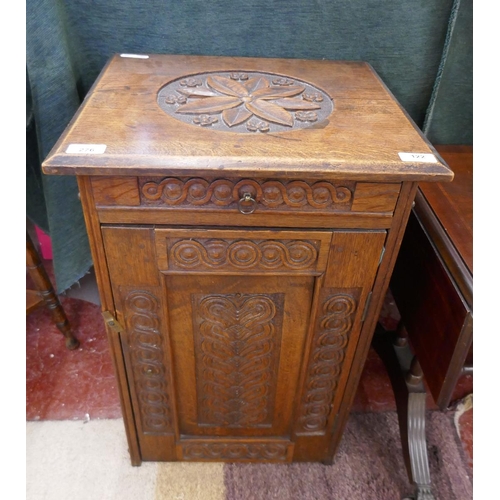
left=140, top=177, right=356, bottom=212
left=154, top=228, right=332, bottom=274
left=91, top=176, right=401, bottom=228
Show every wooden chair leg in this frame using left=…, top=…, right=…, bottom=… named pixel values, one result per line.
left=26, top=232, right=79, bottom=350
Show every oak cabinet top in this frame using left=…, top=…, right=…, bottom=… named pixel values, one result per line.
left=43, top=54, right=453, bottom=182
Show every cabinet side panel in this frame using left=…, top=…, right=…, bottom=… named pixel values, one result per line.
left=293, top=230, right=386, bottom=461
left=77, top=176, right=142, bottom=465
left=326, top=181, right=419, bottom=461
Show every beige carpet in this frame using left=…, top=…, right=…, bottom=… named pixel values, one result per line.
left=27, top=413, right=472, bottom=500
left=27, top=419, right=225, bottom=500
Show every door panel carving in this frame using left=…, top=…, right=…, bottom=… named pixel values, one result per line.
left=193, top=293, right=284, bottom=428
left=166, top=273, right=314, bottom=437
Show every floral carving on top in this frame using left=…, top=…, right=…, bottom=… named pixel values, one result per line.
left=157, top=71, right=333, bottom=133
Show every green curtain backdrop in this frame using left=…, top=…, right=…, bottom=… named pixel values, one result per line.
left=424, top=0, right=473, bottom=144
left=26, top=0, right=471, bottom=293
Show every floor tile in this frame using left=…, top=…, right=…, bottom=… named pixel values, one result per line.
left=26, top=297, right=121, bottom=421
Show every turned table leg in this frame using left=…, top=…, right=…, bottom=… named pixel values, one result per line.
left=26, top=232, right=79, bottom=350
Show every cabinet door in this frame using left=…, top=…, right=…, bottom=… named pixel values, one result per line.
left=101, top=226, right=385, bottom=462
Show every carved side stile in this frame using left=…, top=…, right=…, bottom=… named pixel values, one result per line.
left=123, top=289, right=174, bottom=434
left=296, top=289, right=360, bottom=435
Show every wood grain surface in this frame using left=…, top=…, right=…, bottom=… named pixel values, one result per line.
left=419, top=145, right=472, bottom=274
left=42, top=55, right=452, bottom=182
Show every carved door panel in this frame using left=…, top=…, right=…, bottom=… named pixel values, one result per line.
left=165, top=274, right=314, bottom=439
left=154, top=227, right=332, bottom=446
left=101, top=225, right=386, bottom=462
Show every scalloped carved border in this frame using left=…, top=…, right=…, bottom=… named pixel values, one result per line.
left=168, top=238, right=319, bottom=271
left=180, top=440, right=291, bottom=461
left=140, top=177, right=353, bottom=211
left=296, top=289, right=360, bottom=435
left=123, top=289, right=174, bottom=434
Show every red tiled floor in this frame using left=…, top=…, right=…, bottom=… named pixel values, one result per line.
left=352, top=347, right=397, bottom=412
left=458, top=406, right=473, bottom=471
left=26, top=297, right=121, bottom=420
left=451, top=374, right=473, bottom=404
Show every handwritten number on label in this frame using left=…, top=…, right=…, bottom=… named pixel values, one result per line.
left=398, top=152, right=437, bottom=163
left=66, top=144, right=107, bottom=154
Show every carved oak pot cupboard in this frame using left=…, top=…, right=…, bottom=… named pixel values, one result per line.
left=42, top=55, right=453, bottom=465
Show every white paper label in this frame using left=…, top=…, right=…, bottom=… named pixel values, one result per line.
left=66, top=144, right=107, bottom=154
left=120, top=53, right=149, bottom=59
left=398, top=152, right=437, bottom=163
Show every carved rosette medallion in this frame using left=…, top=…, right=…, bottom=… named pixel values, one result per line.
left=123, top=290, right=173, bottom=434
left=296, top=290, right=360, bottom=435
left=157, top=71, right=333, bottom=133
left=193, top=293, right=284, bottom=428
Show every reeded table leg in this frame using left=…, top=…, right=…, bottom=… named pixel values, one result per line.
left=373, top=321, right=435, bottom=500
left=404, top=358, right=434, bottom=500
left=26, top=232, right=79, bottom=350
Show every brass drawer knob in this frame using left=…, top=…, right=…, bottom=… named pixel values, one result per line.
left=238, top=192, right=257, bottom=214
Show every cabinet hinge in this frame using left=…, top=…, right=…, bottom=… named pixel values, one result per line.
left=378, top=246, right=386, bottom=266
left=102, top=311, right=124, bottom=333
left=361, top=292, right=373, bottom=322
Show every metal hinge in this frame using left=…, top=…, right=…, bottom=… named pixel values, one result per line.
left=361, top=292, right=373, bottom=322
left=378, top=246, right=386, bottom=266
left=102, top=311, right=124, bottom=333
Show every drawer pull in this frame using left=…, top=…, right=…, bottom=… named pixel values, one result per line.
left=238, top=192, right=257, bottom=214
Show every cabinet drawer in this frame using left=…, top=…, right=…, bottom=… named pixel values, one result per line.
left=154, top=228, right=332, bottom=274
left=91, top=176, right=401, bottom=228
